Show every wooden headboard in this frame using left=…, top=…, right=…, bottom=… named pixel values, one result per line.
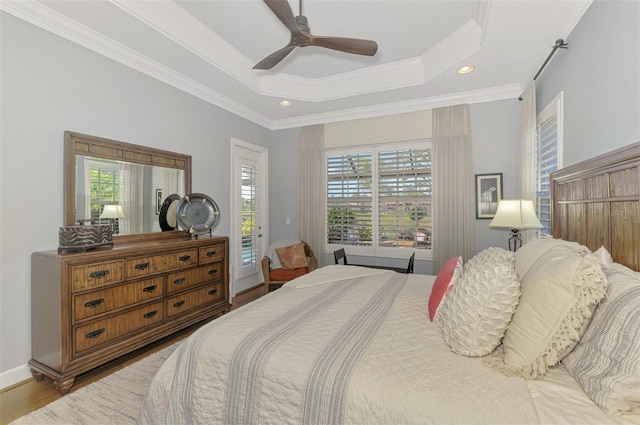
left=551, top=141, right=640, bottom=271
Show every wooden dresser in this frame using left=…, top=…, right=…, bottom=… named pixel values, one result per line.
left=29, top=235, right=230, bottom=393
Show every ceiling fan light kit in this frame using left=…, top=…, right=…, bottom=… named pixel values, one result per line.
left=254, top=0, right=378, bottom=70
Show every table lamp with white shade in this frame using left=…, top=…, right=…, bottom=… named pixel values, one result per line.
left=489, top=199, right=542, bottom=251
left=100, top=204, right=125, bottom=234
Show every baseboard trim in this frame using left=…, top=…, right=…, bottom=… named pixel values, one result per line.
left=0, top=363, right=32, bottom=391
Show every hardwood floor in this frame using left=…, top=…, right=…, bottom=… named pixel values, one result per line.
left=0, top=284, right=266, bottom=425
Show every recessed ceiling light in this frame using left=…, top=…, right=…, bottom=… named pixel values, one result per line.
left=457, top=65, right=475, bottom=75
left=279, top=100, right=292, bottom=106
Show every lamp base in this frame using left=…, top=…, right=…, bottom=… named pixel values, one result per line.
left=508, top=229, right=522, bottom=252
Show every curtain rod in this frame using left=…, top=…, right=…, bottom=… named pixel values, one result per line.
left=533, top=38, right=568, bottom=81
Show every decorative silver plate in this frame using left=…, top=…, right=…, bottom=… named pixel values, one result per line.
left=175, top=193, right=220, bottom=235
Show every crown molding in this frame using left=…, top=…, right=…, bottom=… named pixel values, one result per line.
left=270, top=84, right=522, bottom=130
left=0, top=0, right=273, bottom=129
left=1, top=1, right=525, bottom=131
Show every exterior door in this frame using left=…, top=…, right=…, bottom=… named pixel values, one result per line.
left=231, top=139, right=268, bottom=298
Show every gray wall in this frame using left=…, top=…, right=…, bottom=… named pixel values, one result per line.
left=536, top=0, right=640, bottom=165
left=0, top=13, right=272, bottom=380
left=268, top=128, right=302, bottom=243
left=471, top=99, right=522, bottom=254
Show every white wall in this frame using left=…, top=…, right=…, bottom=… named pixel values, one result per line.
left=536, top=0, right=640, bottom=165
left=0, top=13, right=272, bottom=386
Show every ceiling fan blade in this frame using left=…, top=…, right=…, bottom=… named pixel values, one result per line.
left=263, top=0, right=299, bottom=34
left=309, top=36, right=378, bottom=56
left=253, top=44, right=296, bottom=70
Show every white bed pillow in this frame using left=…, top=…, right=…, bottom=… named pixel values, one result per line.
left=562, top=265, right=640, bottom=416
left=514, top=237, right=572, bottom=280
left=486, top=243, right=607, bottom=379
left=439, top=248, right=520, bottom=357
left=592, top=246, right=614, bottom=270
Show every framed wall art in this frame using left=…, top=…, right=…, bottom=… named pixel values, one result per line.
left=156, top=189, right=162, bottom=215
left=475, top=173, right=503, bottom=219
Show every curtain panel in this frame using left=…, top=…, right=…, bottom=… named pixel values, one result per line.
left=432, top=104, right=475, bottom=272
left=299, top=125, right=325, bottom=264
left=519, top=82, right=538, bottom=243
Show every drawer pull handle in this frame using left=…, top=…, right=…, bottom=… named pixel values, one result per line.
left=89, top=270, right=109, bottom=278
left=173, top=300, right=185, bottom=308
left=206, top=251, right=217, bottom=257
left=179, top=255, right=192, bottom=262
left=143, top=285, right=158, bottom=292
left=208, top=270, right=218, bottom=276
left=143, top=310, right=158, bottom=319
left=134, top=262, right=149, bottom=270
left=85, top=328, right=105, bottom=339
left=208, top=289, right=218, bottom=296
left=84, top=298, right=105, bottom=308
left=173, top=277, right=186, bottom=285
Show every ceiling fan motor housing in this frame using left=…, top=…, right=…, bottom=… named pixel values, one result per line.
left=295, top=15, right=310, bottom=33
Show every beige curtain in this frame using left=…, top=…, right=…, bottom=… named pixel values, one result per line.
left=299, top=125, right=325, bottom=264
left=519, top=82, right=538, bottom=243
left=432, top=104, right=475, bottom=272
left=119, top=162, right=144, bottom=234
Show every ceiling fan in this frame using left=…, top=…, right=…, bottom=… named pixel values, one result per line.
left=254, top=0, right=378, bottom=70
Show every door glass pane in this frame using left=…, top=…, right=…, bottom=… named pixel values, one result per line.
left=241, top=163, right=257, bottom=271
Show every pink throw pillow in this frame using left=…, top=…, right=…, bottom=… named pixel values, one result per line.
left=428, top=256, right=463, bottom=321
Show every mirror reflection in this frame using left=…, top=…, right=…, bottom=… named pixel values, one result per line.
left=75, top=155, right=185, bottom=235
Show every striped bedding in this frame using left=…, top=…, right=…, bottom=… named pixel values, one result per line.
left=136, top=265, right=616, bottom=425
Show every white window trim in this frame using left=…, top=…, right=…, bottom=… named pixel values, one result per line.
left=324, top=139, right=432, bottom=261
left=536, top=91, right=564, bottom=236
left=537, top=92, right=564, bottom=166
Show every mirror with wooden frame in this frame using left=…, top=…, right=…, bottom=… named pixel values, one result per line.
left=64, top=131, right=192, bottom=242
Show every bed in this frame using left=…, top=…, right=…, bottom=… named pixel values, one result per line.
left=138, top=142, right=640, bottom=425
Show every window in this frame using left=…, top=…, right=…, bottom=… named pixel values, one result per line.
left=536, top=93, right=563, bottom=235
left=86, top=160, right=122, bottom=232
left=326, top=141, right=432, bottom=258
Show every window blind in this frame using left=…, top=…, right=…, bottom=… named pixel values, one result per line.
left=378, top=147, right=432, bottom=249
left=326, top=153, right=373, bottom=246
left=536, top=115, right=558, bottom=235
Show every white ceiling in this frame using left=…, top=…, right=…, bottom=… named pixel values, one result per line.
left=2, top=0, right=592, bottom=129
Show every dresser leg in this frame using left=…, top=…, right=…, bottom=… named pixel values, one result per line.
left=30, top=369, right=45, bottom=382
left=54, top=377, right=76, bottom=395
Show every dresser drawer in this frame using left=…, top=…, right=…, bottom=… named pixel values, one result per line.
left=167, top=262, right=224, bottom=294
left=198, top=244, right=225, bottom=264
left=73, top=276, right=164, bottom=322
left=167, top=283, right=222, bottom=318
left=73, top=301, right=164, bottom=354
left=125, top=257, right=152, bottom=279
left=71, top=261, right=124, bottom=290
left=149, top=249, right=198, bottom=274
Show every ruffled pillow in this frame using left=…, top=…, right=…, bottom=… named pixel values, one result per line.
left=439, top=248, right=520, bottom=356
left=485, top=243, right=607, bottom=379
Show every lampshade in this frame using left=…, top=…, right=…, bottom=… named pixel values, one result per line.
left=489, top=199, right=542, bottom=230
left=100, top=205, right=125, bottom=219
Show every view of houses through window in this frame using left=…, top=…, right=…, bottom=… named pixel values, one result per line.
left=326, top=141, right=432, bottom=256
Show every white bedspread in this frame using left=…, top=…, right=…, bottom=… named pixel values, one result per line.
left=137, top=265, right=613, bottom=425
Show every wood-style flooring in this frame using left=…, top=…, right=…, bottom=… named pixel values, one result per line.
left=0, top=284, right=266, bottom=425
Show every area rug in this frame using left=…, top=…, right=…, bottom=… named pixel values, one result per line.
left=10, top=342, right=181, bottom=425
